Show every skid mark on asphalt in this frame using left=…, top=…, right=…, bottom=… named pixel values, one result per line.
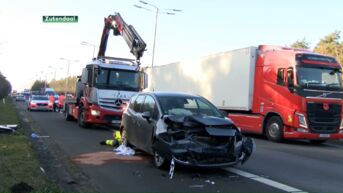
left=72, top=151, right=150, bottom=166
left=226, top=168, right=307, bottom=193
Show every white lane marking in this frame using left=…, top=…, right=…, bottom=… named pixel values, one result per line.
left=226, top=168, right=307, bottom=193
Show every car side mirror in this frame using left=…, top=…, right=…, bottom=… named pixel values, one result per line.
left=220, top=110, right=228, bottom=117
left=142, top=111, right=151, bottom=122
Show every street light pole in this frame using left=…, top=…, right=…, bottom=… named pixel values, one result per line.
left=151, top=7, right=159, bottom=68
left=60, top=58, right=78, bottom=97
left=48, top=66, right=64, bottom=80
left=81, top=41, right=97, bottom=58
left=135, top=1, right=181, bottom=68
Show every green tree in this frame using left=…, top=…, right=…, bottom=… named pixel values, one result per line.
left=48, top=76, right=77, bottom=94
left=291, top=38, right=310, bottom=49
left=31, top=80, right=48, bottom=91
left=0, top=72, right=12, bottom=99
left=314, top=30, right=343, bottom=66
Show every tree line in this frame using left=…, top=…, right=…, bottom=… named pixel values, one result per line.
left=0, top=71, right=12, bottom=99
left=30, top=76, right=78, bottom=95
left=291, top=30, right=343, bottom=69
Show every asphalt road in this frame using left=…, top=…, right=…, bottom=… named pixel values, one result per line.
left=16, top=102, right=343, bottom=192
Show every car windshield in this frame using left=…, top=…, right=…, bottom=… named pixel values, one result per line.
left=157, top=96, right=224, bottom=118
left=296, top=66, right=343, bottom=90
left=32, top=96, right=49, bottom=100
left=94, top=68, right=141, bottom=91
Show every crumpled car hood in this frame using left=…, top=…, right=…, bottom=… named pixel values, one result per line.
left=165, top=114, right=234, bottom=126
left=164, top=114, right=238, bottom=137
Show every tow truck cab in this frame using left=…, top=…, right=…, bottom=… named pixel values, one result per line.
left=66, top=58, right=147, bottom=127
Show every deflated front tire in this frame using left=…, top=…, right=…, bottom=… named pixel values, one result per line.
left=240, top=137, right=256, bottom=164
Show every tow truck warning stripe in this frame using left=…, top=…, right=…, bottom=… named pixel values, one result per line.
left=226, top=168, right=307, bottom=193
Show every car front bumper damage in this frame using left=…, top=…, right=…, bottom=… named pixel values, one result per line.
left=152, top=115, right=255, bottom=168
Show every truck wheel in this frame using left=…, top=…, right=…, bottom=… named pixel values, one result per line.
left=266, top=116, right=283, bottom=142
left=78, top=107, right=90, bottom=128
left=65, top=105, right=73, bottom=121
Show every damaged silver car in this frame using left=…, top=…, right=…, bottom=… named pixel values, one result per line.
left=121, top=92, right=255, bottom=168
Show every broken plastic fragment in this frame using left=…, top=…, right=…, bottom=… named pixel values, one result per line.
left=0, top=124, right=18, bottom=133
left=169, top=158, right=175, bottom=179
left=189, top=185, right=204, bottom=188
left=30, top=133, right=50, bottom=139
left=113, top=144, right=135, bottom=156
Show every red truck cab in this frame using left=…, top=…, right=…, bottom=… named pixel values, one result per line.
left=229, top=45, right=343, bottom=143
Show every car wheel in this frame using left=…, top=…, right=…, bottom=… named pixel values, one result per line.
left=153, top=151, right=167, bottom=168
left=309, top=140, right=327, bottom=145
left=78, top=107, right=90, bottom=128
left=266, top=116, right=283, bottom=142
left=65, top=105, right=73, bottom=121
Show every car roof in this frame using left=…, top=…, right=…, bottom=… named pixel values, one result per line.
left=141, top=91, right=200, bottom=98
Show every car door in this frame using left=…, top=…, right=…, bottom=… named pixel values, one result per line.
left=128, top=94, right=146, bottom=148
left=122, top=95, right=137, bottom=142
left=137, top=95, right=159, bottom=154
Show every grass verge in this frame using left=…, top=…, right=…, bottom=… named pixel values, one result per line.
left=0, top=97, right=61, bottom=193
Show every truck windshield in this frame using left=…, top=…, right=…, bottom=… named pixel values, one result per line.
left=95, top=68, right=140, bottom=91
left=296, top=66, right=343, bottom=90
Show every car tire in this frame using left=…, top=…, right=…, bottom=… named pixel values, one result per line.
left=78, top=107, right=90, bottom=128
left=309, top=140, right=327, bottom=145
left=153, top=151, right=167, bottom=169
left=65, top=105, right=73, bottom=121
left=266, top=116, right=284, bottom=142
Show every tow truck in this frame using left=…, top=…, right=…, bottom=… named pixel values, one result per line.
left=65, top=12, right=148, bottom=128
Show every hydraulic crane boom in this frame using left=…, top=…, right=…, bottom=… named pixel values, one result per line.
left=97, top=13, right=147, bottom=63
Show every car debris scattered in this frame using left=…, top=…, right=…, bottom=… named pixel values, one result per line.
left=113, top=144, right=135, bottom=156
left=30, top=132, right=50, bottom=139
left=169, top=159, right=175, bottom=179
left=0, top=124, right=18, bottom=133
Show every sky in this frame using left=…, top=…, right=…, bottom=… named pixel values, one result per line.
left=0, top=0, right=342, bottom=91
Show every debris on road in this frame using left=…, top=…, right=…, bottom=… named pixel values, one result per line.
left=0, top=124, right=18, bottom=133
left=189, top=184, right=205, bottom=188
left=30, top=132, right=50, bottom=139
left=113, top=144, right=135, bottom=156
left=132, top=170, right=141, bottom=177
left=40, top=166, right=46, bottom=174
left=205, top=179, right=215, bottom=185
left=169, top=158, right=175, bottom=179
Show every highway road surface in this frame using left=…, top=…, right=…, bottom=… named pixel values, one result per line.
left=16, top=102, right=343, bottom=192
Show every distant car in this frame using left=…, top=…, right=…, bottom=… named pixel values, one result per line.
left=121, top=92, right=255, bottom=168
left=27, top=95, right=53, bottom=111
left=15, top=95, right=25, bottom=102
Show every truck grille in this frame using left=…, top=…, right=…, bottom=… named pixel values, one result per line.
left=307, top=102, right=341, bottom=134
left=98, top=98, right=126, bottom=112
